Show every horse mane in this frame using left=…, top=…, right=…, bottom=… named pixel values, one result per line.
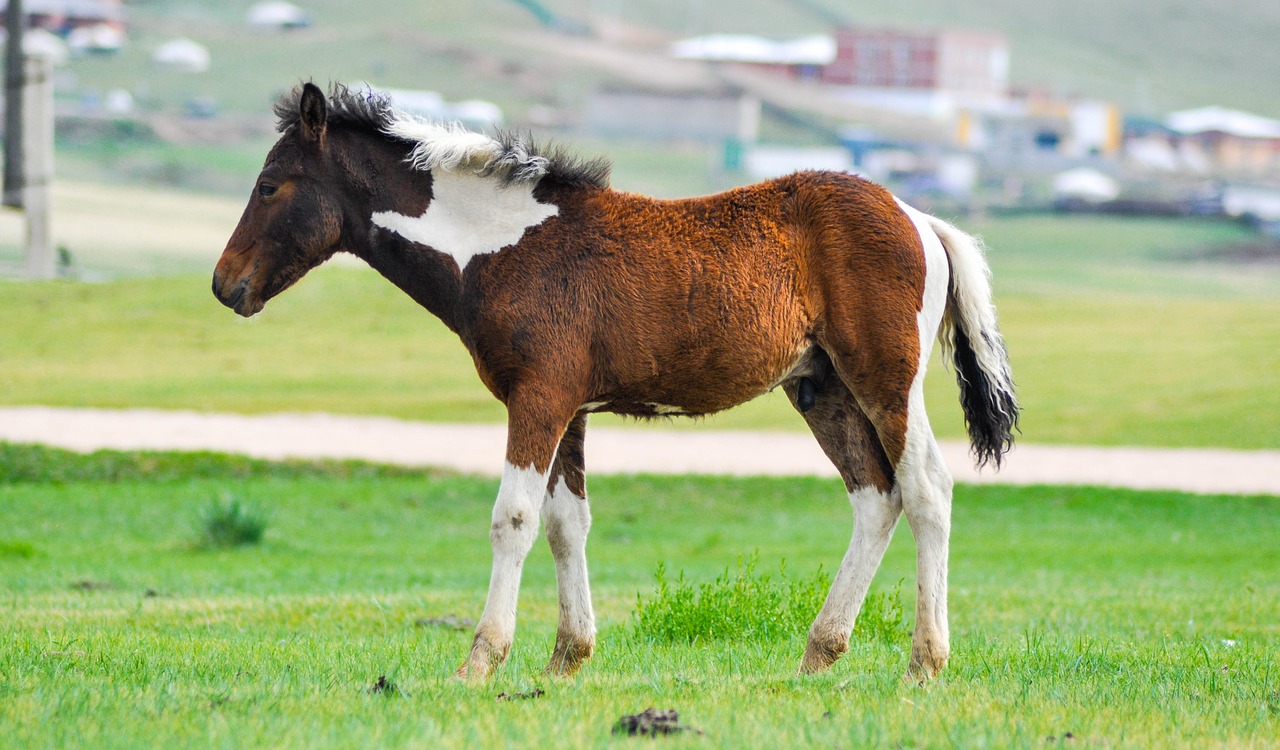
left=273, top=84, right=611, bottom=189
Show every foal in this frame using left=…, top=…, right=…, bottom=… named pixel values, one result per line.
left=213, top=83, right=1018, bottom=682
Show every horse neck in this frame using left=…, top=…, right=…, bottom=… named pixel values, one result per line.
left=341, top=135, right=467, bottom=336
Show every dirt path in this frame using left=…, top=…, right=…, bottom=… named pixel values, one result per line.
left=2, top=406, right=1277, bottom=496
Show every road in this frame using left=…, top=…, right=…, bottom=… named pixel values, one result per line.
left=2, top=406, right=1278, bottom=496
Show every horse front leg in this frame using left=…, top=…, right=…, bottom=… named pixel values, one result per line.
left=459, top=391, right=577, bottom=680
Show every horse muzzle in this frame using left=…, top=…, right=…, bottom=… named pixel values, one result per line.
left=212, top=272, right=263, bottom=317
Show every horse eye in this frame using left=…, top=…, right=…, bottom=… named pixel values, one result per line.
left=258, top=182, right=278, bottom=199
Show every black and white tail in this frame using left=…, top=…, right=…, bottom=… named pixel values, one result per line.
left=926, top=216, right=1020, bottom=468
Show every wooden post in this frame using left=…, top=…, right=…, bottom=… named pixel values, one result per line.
left=3, top=1, right=56, bottom=281
left=3, top=0, right=22, bottom=209
left=21, top=48, right=54, bottom=279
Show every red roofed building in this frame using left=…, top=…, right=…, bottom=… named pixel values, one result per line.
left=822, top=28, right=1009, bottom=103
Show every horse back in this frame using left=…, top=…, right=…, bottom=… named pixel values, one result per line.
left=464, top=171, right=928, bottom=414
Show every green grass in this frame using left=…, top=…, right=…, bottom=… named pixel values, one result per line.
left=1, top=444, right=1277, bottom=747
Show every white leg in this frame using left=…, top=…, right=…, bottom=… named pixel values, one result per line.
left=801, top=485, right=902, bottom=673
left=897, top=190, right=956, bottom=681
left=543, top=475, right=596, bottom=675
left=459, top=461, right=549, bottom=679
left=897, top=398, right=955, bottom=682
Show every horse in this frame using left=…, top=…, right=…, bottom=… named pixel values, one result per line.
left=213, top=82, right=1018, bottom=682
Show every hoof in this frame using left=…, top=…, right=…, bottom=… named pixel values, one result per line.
left=904, top=639, right=948, bottom=684
left=456, top=633, right=509, bottom=681
left=798, top=633, right=849, bottom=675
left=545, top=631, right=594, bottom=677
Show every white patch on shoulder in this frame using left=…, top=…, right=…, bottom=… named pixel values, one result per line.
left=371, top=171, right=558, bottom=271
left=893, top=197, right=949, bottom=368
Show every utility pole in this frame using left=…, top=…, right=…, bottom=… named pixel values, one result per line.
left=4, top=0, right=24, bottom=209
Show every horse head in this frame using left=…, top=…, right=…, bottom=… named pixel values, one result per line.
left=213, top=82, right=344, bottom=317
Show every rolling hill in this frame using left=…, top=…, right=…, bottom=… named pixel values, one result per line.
left=59, top=0, right=1280, bottom=128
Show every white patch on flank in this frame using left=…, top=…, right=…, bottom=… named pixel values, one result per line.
left=580, top=402, right=607, bottom=412
left=371, top=171, right=558, bottom=271
left=893, top=197, right=949, bottom=369
left=913, top=203, right=1015, bottom=401
left=645, top=403, right=687, bottom=415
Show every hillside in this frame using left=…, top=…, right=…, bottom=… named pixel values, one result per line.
left=59, top=0, right=1280, bottom=127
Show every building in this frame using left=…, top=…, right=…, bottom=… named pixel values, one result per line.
left=669, top=34, right=836, bottom=79
left=1, top=0, right=125, bottom=34
left=821, top=28, right=1009, bottom=111
left=2, top=0, right=127, bottom=54
left=1166, top=107, right=1280, bottom=177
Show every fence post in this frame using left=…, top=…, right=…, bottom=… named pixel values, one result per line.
left=3, top=0, right=23, bottom=209
left=21, top=48, right=54, bottom=279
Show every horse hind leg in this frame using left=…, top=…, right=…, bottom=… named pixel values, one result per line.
left=541, top=413, right=596, bottom=676
left=896, top=382, right=955, bottom=683
left=784, top=359, right=903, bottom=674
left=820, top=328, right=955, bottom=681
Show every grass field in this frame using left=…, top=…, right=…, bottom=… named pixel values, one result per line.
left=1, top=445, right=1276, bottom=747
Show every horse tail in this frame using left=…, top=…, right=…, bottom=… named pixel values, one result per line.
left=926, top=215, right=1019, bottom=468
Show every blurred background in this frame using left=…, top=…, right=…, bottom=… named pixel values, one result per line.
left=0, top=0, right=1277, bottom=449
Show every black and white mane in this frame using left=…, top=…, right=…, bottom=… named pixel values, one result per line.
left=273, top=84, right=611, bottom=189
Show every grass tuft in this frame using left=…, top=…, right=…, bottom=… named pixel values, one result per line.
left=196, top=495, right=268, bottom=549
left=0, top=539, right=38, bottom=559
left=632, top=552, right=833, bottom=644
left=854, top=580, right=908, bottom=643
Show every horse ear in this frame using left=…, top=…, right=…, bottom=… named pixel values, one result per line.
left=299, top=82, right=327, bottom=143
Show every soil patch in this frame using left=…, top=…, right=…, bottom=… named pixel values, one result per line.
left=612, top=708, right=702, bottom=737
left=1180, top=239, right=1280, bottom=264
left=414, top=615, right=476, bottom=631
left=368, top=675, right=399, bottom=696
left=496, top=688, right=545, bottom=702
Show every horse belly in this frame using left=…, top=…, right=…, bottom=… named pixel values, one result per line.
left=589, top=288, right=811, bottom=417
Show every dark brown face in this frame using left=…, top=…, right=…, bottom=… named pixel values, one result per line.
left=213, top=83, right=342, bottom=317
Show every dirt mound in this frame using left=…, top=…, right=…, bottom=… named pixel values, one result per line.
left=612, top=708, right=702, bottom=737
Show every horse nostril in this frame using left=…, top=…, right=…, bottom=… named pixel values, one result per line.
left=226, top=282, right=247, bottom=310
left=212, top=273, right=249, bottom=312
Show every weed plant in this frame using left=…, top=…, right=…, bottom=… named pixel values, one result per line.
left=196, top=495, right=268, bottom=549
left=631, top=553, right=907, bottom=644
